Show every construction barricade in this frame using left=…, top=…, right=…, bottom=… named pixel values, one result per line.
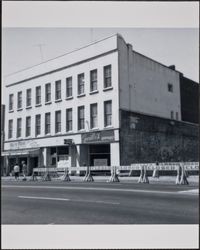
left=108, top=166, right=119, bottom=182
left=83, top=166, right=94, bottom=182
left=61, top=168, right=71, bottom=182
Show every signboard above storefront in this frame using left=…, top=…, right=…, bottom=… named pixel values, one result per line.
left=82, top=130, right=115, bottom=144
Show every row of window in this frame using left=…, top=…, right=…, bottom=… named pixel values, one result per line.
left=8, top=65, right=112, bottom=111
left=8, top=101, right=112, bottom=139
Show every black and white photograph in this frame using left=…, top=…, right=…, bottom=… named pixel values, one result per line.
left=1, top=1, right=199, bottom=249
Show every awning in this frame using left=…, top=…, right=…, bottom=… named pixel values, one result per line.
left=1, top=148, right=40, bottom=156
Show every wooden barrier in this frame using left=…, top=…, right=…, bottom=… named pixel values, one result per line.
left=32, top=162, right=198, bottom=185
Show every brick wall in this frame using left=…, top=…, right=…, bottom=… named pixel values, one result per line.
left=120, top=110, right=199, bottom=165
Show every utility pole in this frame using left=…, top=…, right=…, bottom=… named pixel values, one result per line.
left=34, top=43, right=46, bottom=62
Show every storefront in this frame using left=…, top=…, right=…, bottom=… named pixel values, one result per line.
left=81, top=130, right=115, bottom=166
left=2, top=148, right=40, bottom=175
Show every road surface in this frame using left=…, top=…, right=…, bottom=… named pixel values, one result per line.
left=2, top=180, right=199, bottom=224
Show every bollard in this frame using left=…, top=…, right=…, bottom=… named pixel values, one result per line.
left=62, top=168, right=71, bottom=182
left=175, top=165, right=181, bottom=184
left=179, top=164, right=189, bottom=185
left=83, top=166, right=94, bottom=182
left=42, top=169, right=51, bottom=181
left=108, top=166, right=119, bottom=182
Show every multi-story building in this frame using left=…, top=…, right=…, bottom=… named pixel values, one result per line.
left=2, top=34, right=199, bottom=174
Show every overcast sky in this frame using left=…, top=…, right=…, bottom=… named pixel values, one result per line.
left=3, top=28, right=199, bottom=81
left=2, top=28, right=199, bottom=104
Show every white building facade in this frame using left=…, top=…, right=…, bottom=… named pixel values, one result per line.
left=3, top=34, right=182, bottom=174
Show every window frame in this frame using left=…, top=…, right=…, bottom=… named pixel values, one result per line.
left=45, top=112, right=51, bottom=135
left=35, top=114, right=41, bottom=136
left=78, top=106, right=85, bottom=130
left=104, top=65, right=112, bottom=89
left=26, top=116, right=31, bottom=137
left=66, top=108, right=73, bottom=132
left=9, top=94, right=14, bottom=111
left=90, top=103, right=98, bottom=129
left=55, top=80, right=62, bottom=101
left=168, top=83, right=173, bottom=93
left=17, top=91, right=22, bottom=110
left=45, top=83, right=51, bottom=103
left=90, top=69, right=98, bottom=92
left=66, top=77, right=73, bottom=98
left=35, top=86, right=41, bottom=105
left=55, top=110, right=61, bottom=133
left=17, top=118, right=22, bottom=138
left=26, top=89, right=32, bottom=107
left=77, top=73, right=85, bottom=96
left=104, top=100, right=112, bottom=127
left=8, top=119, right=13, bottom=139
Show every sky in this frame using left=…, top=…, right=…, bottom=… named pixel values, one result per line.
left=2, top=27, right=199, bottom=104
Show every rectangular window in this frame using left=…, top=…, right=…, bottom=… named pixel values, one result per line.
left=55, top=80, right=62, bottom=100
left=9, top=94, right=14, bottom=111
left=66, top=77, right=73, bottom=98
left=168, top=83, right=173, bottom=92
left=55, top=110, right=61, bottom=133
left=66, top=108, right=72, bottom=132
left=8, top=120, right=13, bottom=139
left=78, top=73, right=85, bottom=95
left=90, top=103, right=98, bottom=129
left=171, top=111, right=174, bottom=120
left=35, top=114, right=41, bottom=136
left=26, top=89, right=32, bottom=107
left=78, top=106, right=85, bottom=130
left=104, top=65, right=112, bottom=88
left=36, top=86, right=41, bottom=105
left=17, top=91, right=22, bottom=109
left=45, top=83, right=51, bottom=103
left=26, top=116, right=31, bottom=137
left=17, top=118, right=22, bottom=138
left=45, top=112, right=51, bottom=134
left=90, top=69, right=97, bottom=92
left=104, top=100, right=112, bottom=127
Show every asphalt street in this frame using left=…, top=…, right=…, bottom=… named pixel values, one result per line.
left=1, top=180, right=199, bottom=224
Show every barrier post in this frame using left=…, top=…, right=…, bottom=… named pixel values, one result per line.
left=42, top=168, right=51, bottom=181
left=108, top=166, right=119, bottom=182
left=83, top=165, right=94, bottom=182
left=62, top=168, right=71, bottom=182
left=179, top=164, right=189, bottom=185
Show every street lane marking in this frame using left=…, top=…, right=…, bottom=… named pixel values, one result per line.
left=177, top=189, right=199, bottom=195
left=18, top=196, right=70, bottom=201
left=3, top=184, right=198, bottom=195
left=18, top=196, right=120, bottom=205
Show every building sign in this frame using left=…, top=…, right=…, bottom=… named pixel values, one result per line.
left=82, top=130, right=115, bottom=144
left=9, top=140, right=39, bottom=150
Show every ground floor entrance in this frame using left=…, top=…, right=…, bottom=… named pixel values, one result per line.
left=89, top=144, right=110, bottom=166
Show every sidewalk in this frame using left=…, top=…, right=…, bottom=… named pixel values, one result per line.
left=1, top=175, right=199, bottom=185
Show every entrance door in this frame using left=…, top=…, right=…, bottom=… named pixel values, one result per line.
left=89, top=144, right=110, bottom=166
